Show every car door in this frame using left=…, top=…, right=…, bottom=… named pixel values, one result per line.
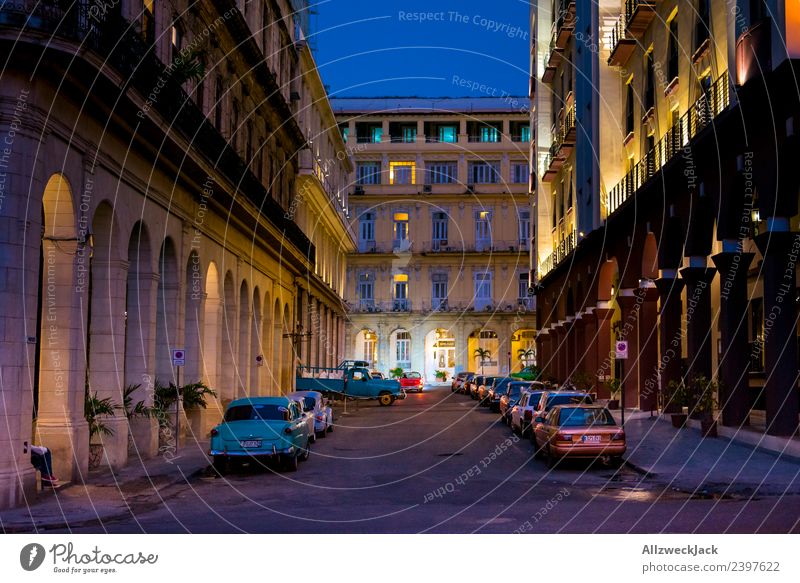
left=288, top=402, right=307, bottom=447
left=513, top=393, right=528, bottom=430
left=540, top=409, right=558, bottom=446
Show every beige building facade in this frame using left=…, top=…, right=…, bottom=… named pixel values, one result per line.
left=0, top=0, right=352, bottom=509
left=332, top=98, right=537, bottom=383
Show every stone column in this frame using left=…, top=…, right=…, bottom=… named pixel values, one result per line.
left=636, top=283, right=660, bottom=412
left=712, top=247, right=755, bottom=426
left=564, top=316, right=575, bottom=380
left=655, top=274, right=685, bottom=413
left=536, top=327, right=550, bottom=374
left=680, top=261, right=717, bottom=416
left=573, top=312, right=587, bottom=374
left=578, top=311, right=598, bottom=385
left=594, top=306, right=614, bottom=387
left=455, top=322, right=469, bottom=372
left=755, top=226, right=800, bottom=436
left=549, top=323, right=561, bottom=382
left=554, top=321, right=566, bottom=382
left=616, top=291, right=641, bottom=411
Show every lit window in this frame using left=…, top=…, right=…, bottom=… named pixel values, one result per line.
left=390, top=161, right=416, bottom=185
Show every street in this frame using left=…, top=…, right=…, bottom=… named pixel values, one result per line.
left=54, top=387, right=800, bottom=534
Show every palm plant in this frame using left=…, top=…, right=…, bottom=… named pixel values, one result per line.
left=474, top=347, right=491, bottom=375
left=517, top=347, right=535, bottom=367
left=389, top=367, right=404, bottom=379
left=123, top=384, right=152, bottom=420
left=85, top=392, right=118, bottom=440
left=170, top=49, right=206, bottom=85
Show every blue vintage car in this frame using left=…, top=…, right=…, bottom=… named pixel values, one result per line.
left=209, top=396, right=312, bottom=473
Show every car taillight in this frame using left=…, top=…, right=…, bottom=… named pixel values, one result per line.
left=284, top=427, right=293, bottom=435
left=210, top=428, right=219, bottom=437
left=612, top=432, right=625, bottom=441
left=555, top=433, right=573, bottom=442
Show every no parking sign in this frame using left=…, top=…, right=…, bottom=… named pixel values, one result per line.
left=615, top=341, right=628, bottom=360
left=172, top=349, right=185, bottom=366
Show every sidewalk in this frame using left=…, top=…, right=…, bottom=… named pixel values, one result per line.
left=0, top=441, right=211, bottom=533
left=615, top=410, right=800, bottom=496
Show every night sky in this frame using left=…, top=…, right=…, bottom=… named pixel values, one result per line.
left=309, top=0, right=531, bottom=98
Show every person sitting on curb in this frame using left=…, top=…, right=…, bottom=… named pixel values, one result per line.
left=31, top=445, right=58, bottom=487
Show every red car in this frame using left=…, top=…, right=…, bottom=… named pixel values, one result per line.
left=399, top=371, right=424, bottom=393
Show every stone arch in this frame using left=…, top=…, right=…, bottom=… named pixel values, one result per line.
left=36, top=174, right=84, bottom=480
left=201, top=261, right=221, bottom=389
left=155, top=237, right=179, bottom=384
left=221, top=271, right=237, bottom=405
left=87, top=201, right=127, bottom=468
left=124, top=220, right=158, bottom=458
left=468, top=328, right=499, bottom=376
left=250, top=286, right=262, bottom=394
left=354, top=328, right=377, bottom=368
left=281, top=303, right=293, bottom=390
left=597, top=258, right=619, bottom=302
left=237, top=280, right=251, bottom=397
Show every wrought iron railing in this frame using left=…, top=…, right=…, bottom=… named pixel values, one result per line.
left=607, top=71, right=730, bottom=215
left=538, top=229, right=577, bottom=278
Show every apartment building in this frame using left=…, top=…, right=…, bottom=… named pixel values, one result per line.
left=0, top=0, right=352, bottom=509
left=530, top=0, right=800, bottom=435
left=332, top=98, right=536, bottom=383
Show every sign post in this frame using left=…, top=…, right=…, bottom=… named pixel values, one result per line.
left=615, top=341, right=628, bottom=427
left=171, top=349, right=185, bottom=454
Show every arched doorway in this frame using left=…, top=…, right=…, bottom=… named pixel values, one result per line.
left=250, top=287, right=262, bottom=394
left=155, top=238, right=179, bottom=384
left=512, top=329, right=537, bottom=371
left=272, top=298, right=282, bottom=394
left=201, top=262, right=222, bottom=429
left=354, top=329, right=377, bottom=368
left=281, top=303, right=293, bottom=390
left=237, top=280, right=251, bottom=397
left=184, top=251, right=204, bottom=385
left=221, top=271, right=237, bottom=406
left=425, top=328, right=455, bottom=383
left=468, top=329, right=499, bottom=376
left=390, top=328, right=411, bottom=373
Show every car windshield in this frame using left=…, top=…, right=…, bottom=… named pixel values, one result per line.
left=302, top=397, right=316, bottom=411
left=546, top=394, right=593, bottom=410
left=225, top=404, right=286, bottom=422
left=559, top=408, right=616, bottom=427
left=409, top=372, right=421, bottom=378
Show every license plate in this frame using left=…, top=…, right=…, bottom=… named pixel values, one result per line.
left=582, top=435, right=601, bottom=444
left=240, top=440, right=262, bottom=448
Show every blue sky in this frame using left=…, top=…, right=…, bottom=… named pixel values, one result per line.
left=309, top=0, right=531, bottom=98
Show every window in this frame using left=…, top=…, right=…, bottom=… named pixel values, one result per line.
left=644, top=50, right=655, bottom=111
left=625, top=79, right=635, bottom=136
left=474, top=272, right=493, bottom=309
left=512, top=163, right=529, bottom=184
left=668, top=18, right=679, bottom=82
left=358, top=273, right=374, bottom=306
left=142, top=0, right=155, bottom=45
left=480, top=125, right=500, bottom=142
left=566, top=179, right=573, bottom=209
left=371, top=126, right=383, bottom=143
left=402, top=126, right=417, bottom=143
left=432, top=273, right=448, bottom=309
left=339, top=124, right=349, bottom=143
left=438, top=125, right=457, bottom=143
left=696, top=0, right=711, bottom=51
left=395, top=331, right=411, bottom=365
left=475, top=210, right=492, bottom=248
left=393, top=274, right=409, bottom=310
left=358, top=212, right=375, bottom=250
left=432, top=212, right=448, bottom=248
left=170, top=21, right=183, bottom=62
left=519, top=273, right=531, bottom=299
left=357, top=162, right=381, bottom=185
left=214, top=77, right=224, bottom=130
left=393, top=212, right=409, bottom=244
left=468, top=161, right=500, bottom=184
left=390, top=161, right=416, bottom=185
left=518, top=210, right=530, bottom=247
left=511, top=122, right=531, bottom=142
left=427, top=161, right=458, bottom=184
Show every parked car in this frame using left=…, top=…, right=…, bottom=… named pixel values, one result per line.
left=499, top=381, right=533, bottom=420
left=470, top=375, right=486, bottom=399
left=533, top=405, right=626, bottom=467
left=487, top=377, right=514, bottom=412
left=510, top=389, right=547, bottom=436
left=209, top=397, right=312, bottom=473
left=296, top=365, right=405, bottom=405
left=511, top=364, right=541, bottom=381
left=477, top=376, right=498, bottom=405
left=530, top=390, right=595, bottom=438
left=289, top=390, right=333, bottom=438
left=399, top=371, right=424, bottom=393
left=451, top=371, right=473, bottom=392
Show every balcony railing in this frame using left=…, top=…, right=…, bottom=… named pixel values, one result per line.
left=538, top=229, right=577, bottom=278
left=517, top=297, right=536, bottom=312
left=607, top=0, right=658, bottom=66
left=420, top=240, right=528, bottom=253
left=607, top=72, right=730, bottom=216
left=356, top=135, right=380, bottom=143
left=553, top=0, right=576, bottom=49
left=0, top=1, right=315, bottom=263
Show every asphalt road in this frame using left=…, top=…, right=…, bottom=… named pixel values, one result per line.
left=63, top=386, right=800, bottom=533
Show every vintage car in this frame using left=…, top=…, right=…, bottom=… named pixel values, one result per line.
left=399, top=371, right=424, bottom=393
left=533, top=405, right=626, bottom=467
left=289, top=390, right=333, bottom=438
left=209, top=396, right=312, bottom=473
left=296, top=365, right=405, bottom=405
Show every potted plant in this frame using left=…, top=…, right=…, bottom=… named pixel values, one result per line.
left=690, top=375, right=719, bottom=437
left=474, top=347, right=491, bottom=375
left=606, top=378, right=622, bottom=410
left=435, top=370, right=448, bottom=382
left=664, top=380, right=689, bottom=428
left=153, top=381, right=216, bottom=450
left=389, top=367, right=404, bottom=379
left=123, top=384, right=152, bottom=455
left=85, top=392, right=118, bottom=469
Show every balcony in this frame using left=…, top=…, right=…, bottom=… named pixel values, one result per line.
left=541, top=107, right=576, bottom=180
left=553, top=0, right=577, bottom=50
left=420, top=240, right=528, bottom=254
left=607, top=72, right=730, bottom=216
left=517, top=297, right=536, bottom=312
left=392, top=299, right=411, bottom=312
left=607, top=0, right=658, bottom=67
left=542, top=37, right=564, bottom=84
left=538, top=229, right=577, bottom=279
left=432, top=298, right=449, bottom=312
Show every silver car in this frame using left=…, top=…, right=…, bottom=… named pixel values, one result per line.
left=289, top=390, right=334, bottom=439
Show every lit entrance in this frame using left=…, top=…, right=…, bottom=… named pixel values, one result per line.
left=425, top=328, right=455, bottom=383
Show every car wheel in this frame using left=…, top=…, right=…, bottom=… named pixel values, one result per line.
left=378, top=392, right=393, bottom=406
left=299, top=440, right=311, bottom=461
left=212, top=456, right=228, bottom=476
left=309, top=432, right=317, bottom=444
left=282, top=452, right=299, bottom=472
left=318, top=426, right=327, bottom=438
